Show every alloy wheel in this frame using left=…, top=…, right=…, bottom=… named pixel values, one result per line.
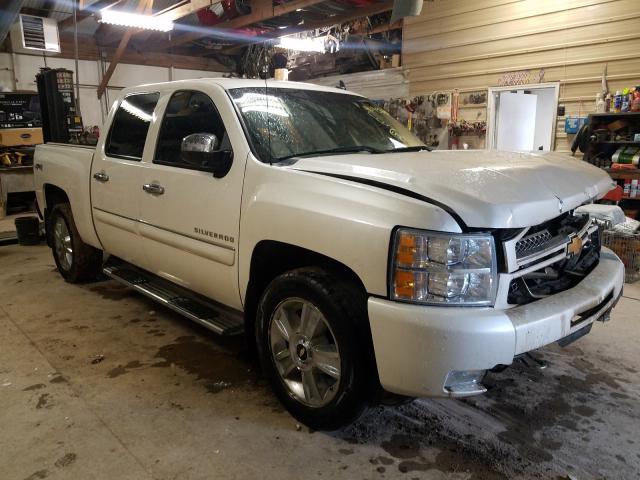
left=269, top=298, right=341, bottom=407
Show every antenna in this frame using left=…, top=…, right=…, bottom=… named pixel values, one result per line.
left=263, top=46, right=273, bottom=166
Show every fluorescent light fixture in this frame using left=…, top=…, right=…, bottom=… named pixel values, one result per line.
left=235, top=93, right=290, bottom=117
left=120, top=99, right=153, bottom=122
left=278, top=36, right=326, bottom=53
left=99, top=8, right=174, bottom=32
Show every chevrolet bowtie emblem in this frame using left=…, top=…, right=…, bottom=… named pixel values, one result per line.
left=567, top=236, right=583, bottom=257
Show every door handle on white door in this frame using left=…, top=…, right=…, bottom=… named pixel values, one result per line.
left=93, top=172, right=109, bottom=182
left=143, top=183, right=165, bottom=195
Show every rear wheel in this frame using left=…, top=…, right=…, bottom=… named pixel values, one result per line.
left=49, top=203, right=102, bottom=283
left=256, top=268, right=372, bottom=430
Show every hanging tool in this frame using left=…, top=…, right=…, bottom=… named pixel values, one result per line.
left=0, top=152, right=12, bottom=166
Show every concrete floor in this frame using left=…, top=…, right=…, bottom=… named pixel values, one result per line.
left=1, top=243, right=639, bottom=480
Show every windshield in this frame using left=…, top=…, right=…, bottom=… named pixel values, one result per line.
left=228, top=87, right=425, bottom=162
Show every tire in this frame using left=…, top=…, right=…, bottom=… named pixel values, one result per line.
left=255, top=267, right=373, bottom=430
left=49, top=203, right=102, bottom=283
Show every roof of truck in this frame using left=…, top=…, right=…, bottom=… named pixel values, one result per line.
left=120, top=78, right=360, bottom=97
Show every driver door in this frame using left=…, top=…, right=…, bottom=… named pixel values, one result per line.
left=138, top=88, right=247, bottom=310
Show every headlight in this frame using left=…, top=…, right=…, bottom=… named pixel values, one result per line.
left=390, top=228, right=497, bottom=306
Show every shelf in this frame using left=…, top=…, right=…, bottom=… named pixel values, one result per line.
left=458, top=103, right=487, bottom=109
left=606, top=169, right=640, bottom=180
left=589, top=111, right=640, bottom=118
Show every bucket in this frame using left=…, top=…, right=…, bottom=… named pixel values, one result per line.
left=14, top=216, right=40, bottom=245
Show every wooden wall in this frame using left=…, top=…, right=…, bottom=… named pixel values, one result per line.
left=309, top=67, right=409, bottom=99
left=403, top=0, right=640, bottom=151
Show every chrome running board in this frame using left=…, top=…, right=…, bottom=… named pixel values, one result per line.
left=103, top=258, right=244, bottom=336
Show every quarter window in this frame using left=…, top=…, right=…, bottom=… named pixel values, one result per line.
left=105, top=92, right=159, bottom=160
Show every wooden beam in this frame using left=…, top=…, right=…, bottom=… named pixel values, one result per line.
left=58, top=0, right=122, bottom=30
left=160, top=0, right=326, bottom=50
left=223, top=0, right=394, bottom=53
left=273, top=0, right=326, bottom=16
left=370, top=19, right=402, bottom=34
left=57, top=33, right=231, bottom=71
left=156, top=0, right=212, bottom=22
left=97, top=0, right=150, bottom=99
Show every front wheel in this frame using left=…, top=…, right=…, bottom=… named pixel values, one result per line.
left=49, top=203, right=102, bottom=283
left=256, top=268, right=373, bottom=430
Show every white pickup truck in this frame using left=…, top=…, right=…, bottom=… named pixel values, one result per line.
left=34, top=78, right=624, bottom=429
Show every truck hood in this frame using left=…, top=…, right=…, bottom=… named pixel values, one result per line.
left=289, top=150, right=615, bottom=229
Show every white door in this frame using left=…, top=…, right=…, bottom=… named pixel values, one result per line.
left=91, top=92, right=160, bottom=267
left=496, top=91, right=537, bottom=151
left=138, top=88, right=248, bottom=310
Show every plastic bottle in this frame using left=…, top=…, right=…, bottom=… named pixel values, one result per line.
left=613, top=90, right=623, bottom=112
left=605, top=93, right=612, bottom=112
left=631, top=179, right=639, bottom=199
left=621, top=88, right=630, bottom=112
left=595, top=93, right=605, bottom=113
left=631, top=87, right=640, bottom=112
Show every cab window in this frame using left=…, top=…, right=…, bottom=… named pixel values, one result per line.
left=154, top=90, right=231, bottom=170
left=105, top=92, right=159, bottom=160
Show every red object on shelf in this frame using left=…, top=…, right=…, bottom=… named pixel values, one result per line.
left=196, top=0, right=241, bottom=26
left=603, top=185, right=624, bottom=202
left=611, top=162, right=638, bottom=170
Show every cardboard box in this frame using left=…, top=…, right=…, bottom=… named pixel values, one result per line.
left=0, top=128, right=43, bottom=146
left=379, top=54, right=401, bottom=70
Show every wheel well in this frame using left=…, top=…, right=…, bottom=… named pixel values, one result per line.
left=44, top=184, right=69, bottom=210
left=43, top=185, right=69, bottom=247
left=244, top=240, right=368, bottom=348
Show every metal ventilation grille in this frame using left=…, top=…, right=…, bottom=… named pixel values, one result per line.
left=515, top=229, right=552, bottom=257
left=21, top=15, right=46, bottom=50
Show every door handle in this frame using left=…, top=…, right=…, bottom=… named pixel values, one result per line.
left=93, top=171, right=109, bottom=182
left=143, top=183, right=165, bottom=195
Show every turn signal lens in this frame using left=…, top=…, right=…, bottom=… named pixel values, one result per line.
left=396, top=232, right=416, bottom=266
left=393, top=270, right=416, bottom=299
left=393, top=270, right=429, bottom=301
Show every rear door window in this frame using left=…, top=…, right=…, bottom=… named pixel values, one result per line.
left=105, top=92, right=159, bottom=160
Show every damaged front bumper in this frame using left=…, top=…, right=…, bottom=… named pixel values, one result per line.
left=368, top=248, right=625, bottom=398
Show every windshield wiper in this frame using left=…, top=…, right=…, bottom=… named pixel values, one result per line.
left=275, top=145, right=384, bottom=162
left=386, top=145, right=432, bottom=153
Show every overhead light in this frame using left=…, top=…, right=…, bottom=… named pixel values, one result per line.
left=99, top=8, right=174, bottom=32
left=277, top=36, right=326, bottom=53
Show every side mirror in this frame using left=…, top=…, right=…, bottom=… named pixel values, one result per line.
left=182, top=132, right=218, bottom=154
left=181, top=133, right=233, bottom=178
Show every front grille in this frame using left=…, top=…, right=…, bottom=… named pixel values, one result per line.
left=515, top=229, right=552, bottom=257
left=506, top=214, right=601, bottom=305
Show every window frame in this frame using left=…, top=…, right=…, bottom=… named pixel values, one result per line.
left=105, top=91, right=160, bottom=162
left=153, top=89, right=232, bottom=173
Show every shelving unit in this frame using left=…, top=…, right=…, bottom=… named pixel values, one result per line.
left=606, top=168, right=640, bottom=180
left=582, top=112, right=640, bottom=218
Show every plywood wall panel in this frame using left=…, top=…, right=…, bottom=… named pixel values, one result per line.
left=403, top=0, right=640, bottom=151
left=403, top=20, right=640, bottom=67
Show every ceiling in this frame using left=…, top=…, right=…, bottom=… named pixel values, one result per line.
left=9, top=0, right=403, bottom=79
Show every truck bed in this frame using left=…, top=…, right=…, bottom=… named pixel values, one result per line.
left=33, top=143, right=101, bottom=249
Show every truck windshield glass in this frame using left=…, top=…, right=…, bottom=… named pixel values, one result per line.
left=228, top=87, right=425, bottom=162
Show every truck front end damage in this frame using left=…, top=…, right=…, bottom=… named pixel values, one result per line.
left=369, top=213, right=624, bottom=398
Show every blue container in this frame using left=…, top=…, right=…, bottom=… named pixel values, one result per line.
left=565, top=116, right=587, bottom=134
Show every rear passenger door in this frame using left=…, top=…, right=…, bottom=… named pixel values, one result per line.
left=91, top=92, right=159, bottom=267
left=138, top=88, right=248, bottom=310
